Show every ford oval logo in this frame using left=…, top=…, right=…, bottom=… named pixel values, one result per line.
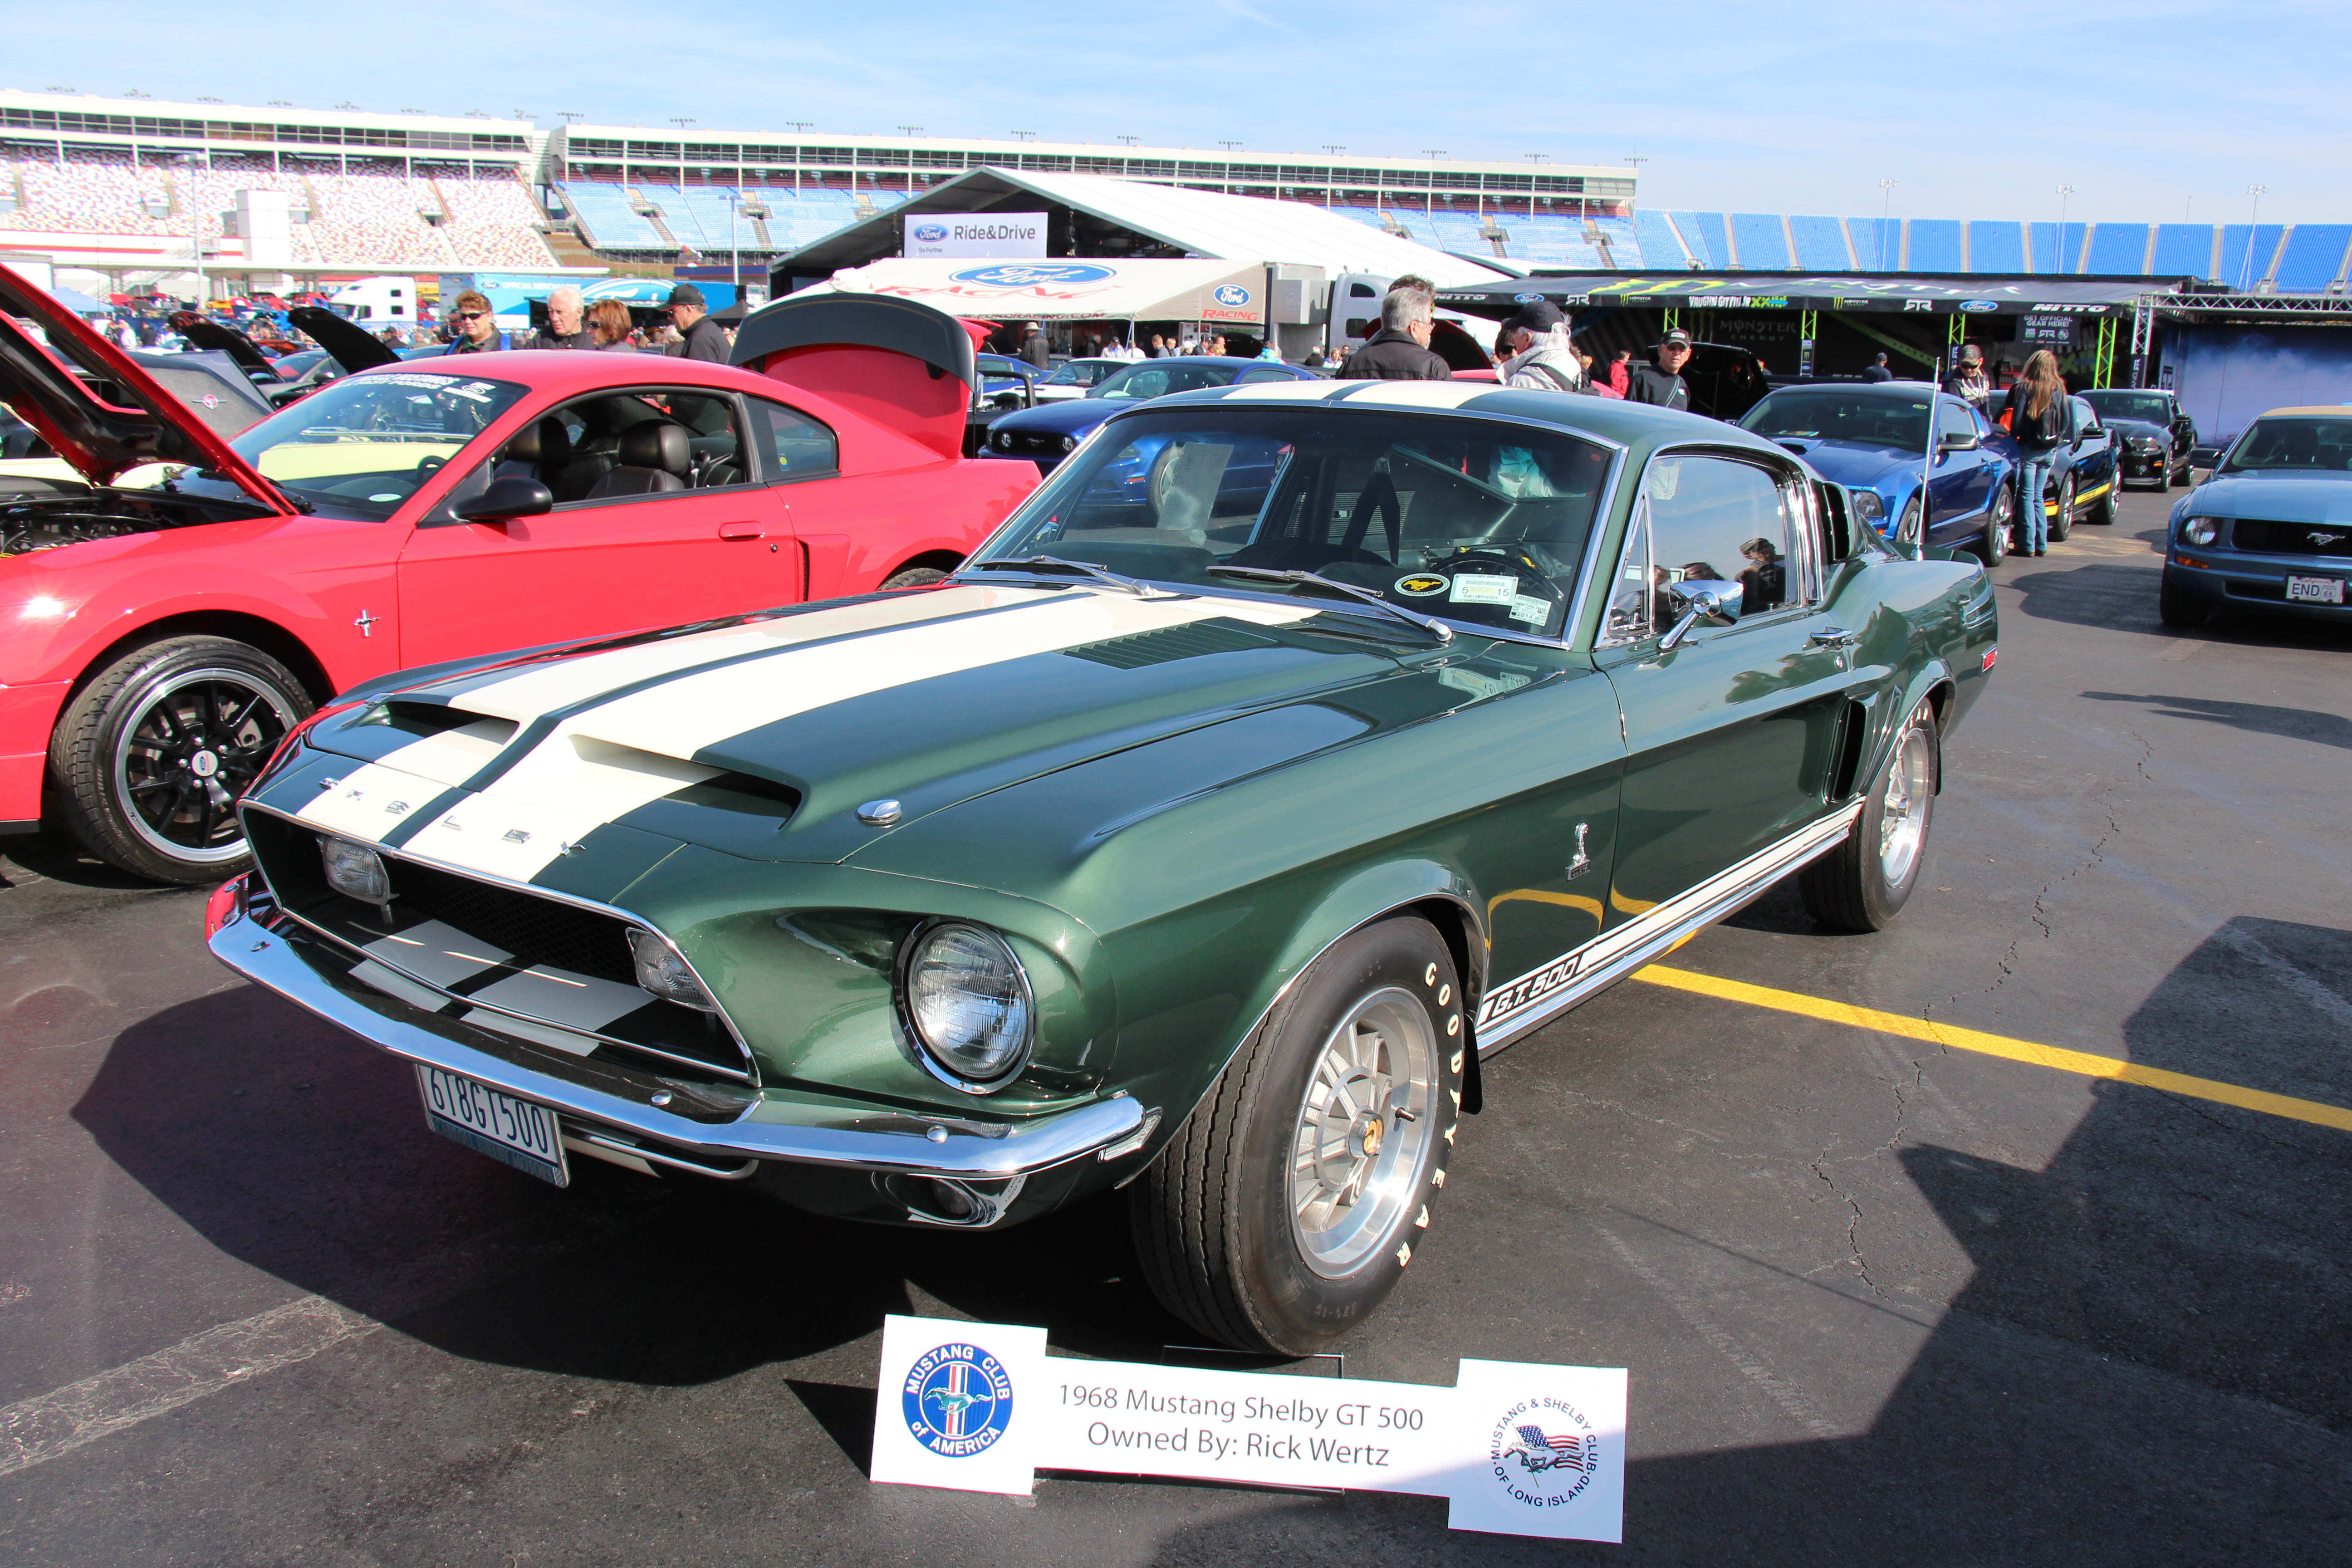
left=1959, top=299, right=1999, bottom=313
left=950, top=263, right=1115, bottom=286
left=1213, top=284, right=1252, bottom=307
left=1514, top=292, right=1545, bottom=303
left=912, top=223, right=948, bottom=243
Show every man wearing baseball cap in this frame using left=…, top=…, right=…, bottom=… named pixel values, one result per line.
left=666, top=284, right=729, bottom=363
left=1942, top=343, right=1991, bottom=410
left=1496, top=298, right=1587, bottom=392
left=1626, top=328, right=1693, bottom=411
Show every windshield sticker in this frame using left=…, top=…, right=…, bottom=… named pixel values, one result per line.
left=368, top=493, right=403, bottom=502
left=1395, top=574, right=1449, bottom=598
left=1450, top=573, right=1518, bottom=606
left=1509, top=595, right=1553, bottom=624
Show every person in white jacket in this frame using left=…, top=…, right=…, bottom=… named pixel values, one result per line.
left=1496, top=298, right=1587, bottom=392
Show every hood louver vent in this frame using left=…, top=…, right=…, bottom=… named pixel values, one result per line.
left=1062, top=622, right=1278, bottom=670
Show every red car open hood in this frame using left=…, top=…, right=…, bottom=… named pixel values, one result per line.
left=0, top=262, right=292, bottom=507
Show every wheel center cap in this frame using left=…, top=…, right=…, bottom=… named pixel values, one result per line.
left=189, top=750, right=219, bottom=779
left=1349, top=1111, right=1385, bottom=1160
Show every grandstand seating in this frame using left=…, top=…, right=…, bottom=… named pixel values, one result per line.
left=1669, top=211, right=1729, bottom=270
left=1788, top=216, right=1848, bottom=270
left=1633, top=210, right=1684, bottom=268
left=1906, top=220, right=1962, bottom=273
left=0, top=151, right=555, bottom=269
left=1731, top=213, right=1789, bottom=270
left=2151, top=224, right=2214, bottom=276
left=1591, top=216, right=1639, bottom=267
left=2218, top=224, right=2286, bottom=288
left=2272, top=225, right=2352, bottom=293
left=1850, top=217, right=1900, bottom=270
left=2030, top=222, right=2087, bottom=275
left=2084, top=223, right=2148, bottom=274
left=1968, top=221, right=2024, bottom=274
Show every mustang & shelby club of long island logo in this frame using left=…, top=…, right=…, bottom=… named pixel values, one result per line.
left=902, top=1342, right=1015, bottom=1457
left=1488, top=1395, right=1598, bottom=1510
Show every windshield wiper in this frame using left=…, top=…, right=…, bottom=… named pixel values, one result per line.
left=964, top=555, right=1181, bottom=599
left=1205, top=565, right=1452, bottom=643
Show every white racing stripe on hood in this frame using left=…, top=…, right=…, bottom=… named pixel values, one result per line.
left=405, top=588, right=1312, bottom=883
left=289, top=719, right=519, bottom=845
left=442, top=585, right=1054, bottom=728
left=1337, top=381, right=1491, bottom=409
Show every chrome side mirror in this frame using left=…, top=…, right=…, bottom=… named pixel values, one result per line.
left=1659, top=578, right=1744, bottom=650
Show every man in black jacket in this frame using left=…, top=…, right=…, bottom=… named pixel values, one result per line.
left=1018, top=322, right=1051, bottom=370
left=528, top=285, right=591, bottom=350
left=1625, top=328, right=1692, bottom=410
left=666, top=285, right=729, bottom=363
left=1337, top=285, right=1452, bottom=381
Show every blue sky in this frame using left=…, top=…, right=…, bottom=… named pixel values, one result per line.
left=11, top=0, right=2346, bottom=224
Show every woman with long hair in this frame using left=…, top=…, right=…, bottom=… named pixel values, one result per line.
left=586, top=299, right=635, bottom=351
left=2001, top=349, right=2071, bottom=556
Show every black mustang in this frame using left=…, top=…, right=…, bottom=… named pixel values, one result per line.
left=2080, top=387, right=2196, bottom=489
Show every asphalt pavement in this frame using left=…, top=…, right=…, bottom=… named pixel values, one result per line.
left=3, top=482, right=2347, bottom=1566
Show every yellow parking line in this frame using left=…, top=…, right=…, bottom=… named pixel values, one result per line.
left=1632, top=964, right=2352, bottom=1133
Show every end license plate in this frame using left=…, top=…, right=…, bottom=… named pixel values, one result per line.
left=417, top=1063, right=569, bottom=1187
left=2286, top=575, right=2346, bottom=604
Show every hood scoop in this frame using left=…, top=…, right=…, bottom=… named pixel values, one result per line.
left=1062, top=621, right=1279, bottom=669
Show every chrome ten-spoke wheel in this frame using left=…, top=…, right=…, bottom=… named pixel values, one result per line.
left=1875, top=719, right=1934, bottom=889
left=1131, top=916, right=1464, bottom=1353
left=1290, top=986, right=1439, bottom=1278
left=49, top=635, right=313, bottom=883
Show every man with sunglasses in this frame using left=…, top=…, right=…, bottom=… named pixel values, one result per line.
left=439, top=290, right=508, bottom=354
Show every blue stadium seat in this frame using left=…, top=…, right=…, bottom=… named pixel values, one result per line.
left=1592, top=216, right=1640, bottom=268
left=560, top=183, right=664, bottom=249
left=2029, top=222, right=2088, bottom=273
left=1730, top=213, right=1789, bottom=270
left=2270, top=225, right=2352, bottom=293
left=1967, top=221, right=2024, bottom=274
left=1848, top=218, right=1899, bottom=270
left=1668, top=211, right=1729, bottom=269
left=2217, top=224, right=2286, bottom=288
left=1907, top=220, right=1962, bottom=272
left=2151, top=224, right=2215, bottom=278
left=1633, top=210, right=1684, bottom=268
left=1789, top=216, right=1849, bottom=270
left=2084, top=223, right=2148, bottom=274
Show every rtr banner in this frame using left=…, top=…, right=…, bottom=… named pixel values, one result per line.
left=870, top=1315, right=1627, bottom=1542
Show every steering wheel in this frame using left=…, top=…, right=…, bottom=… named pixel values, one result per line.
left=1427, top=548, right=1566, bottom=615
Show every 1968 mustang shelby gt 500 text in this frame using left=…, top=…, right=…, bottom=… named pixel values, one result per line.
left=210, top=373, right=1997, bottom=1353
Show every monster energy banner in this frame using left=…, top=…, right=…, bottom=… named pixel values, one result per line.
left=871, top=1316, right=1628, bottom=1542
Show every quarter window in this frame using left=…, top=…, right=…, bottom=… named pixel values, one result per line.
left=748, top=398, right=840, bottom=479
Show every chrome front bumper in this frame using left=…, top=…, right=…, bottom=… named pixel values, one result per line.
left=206, top=877, right=1145, bottom=1181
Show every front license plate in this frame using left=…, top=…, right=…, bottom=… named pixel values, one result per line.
left=416, top=1064, right=569, bottom=1187
left=2286, top=575, right=2347, bottom=604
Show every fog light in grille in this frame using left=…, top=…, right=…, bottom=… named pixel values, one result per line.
left=319, top=836, right=390, bottom=904
left=626, top=927, right=715, bottom=1010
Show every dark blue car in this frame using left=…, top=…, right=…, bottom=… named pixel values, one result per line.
left=978, top=356, right=1320, bottom=474
left=2162, top=407, right=2352, bottom=627
left=1739, top=382, right=2021, bottom=564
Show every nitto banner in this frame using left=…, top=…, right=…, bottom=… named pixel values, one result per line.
left=870, top=1315, right=1628, bottom=1542
left=905, top=213, right=1049, bottom=258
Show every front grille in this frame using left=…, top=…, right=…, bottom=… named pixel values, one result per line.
left=2232, top=519, right=2352, bottom=559
left=998, top=430, right=1068, bottom=458
left=387, top=857, right=636, bottom=984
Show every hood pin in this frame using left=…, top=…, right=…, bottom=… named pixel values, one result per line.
left=857, top=799, right=903, bottom=827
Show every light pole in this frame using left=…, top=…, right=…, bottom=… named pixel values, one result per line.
left=2243, top=184, right=2267, bottom=288
left=1878, top=177, right=1898, bottom=269
left=2055, top=184, right=2075, bottom=272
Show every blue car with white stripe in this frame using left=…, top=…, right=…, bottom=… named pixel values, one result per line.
left=978, top=356, right=1319, bottom=473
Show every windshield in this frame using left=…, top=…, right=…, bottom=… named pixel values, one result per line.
left=2220, top=416, right=2352, bottom=474
left=1044, top=359, right=1117, bottom=386
left=968, top=407, right=1614, bottom=639
left=1740, top=389, right=1931, bottom=448
left=1089, top=362, right=1250, bottom=401
left=2081, top=391, right=2172, bottom=424
left=176, top=368, right=527, bottom=517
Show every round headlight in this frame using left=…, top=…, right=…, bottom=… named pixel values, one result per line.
left=996, top=431, right=1012, bottom=449
left=1848, top=490, right=1886, bottom=524
left=1060, top=434, right=1078, bottom=453
left=2182, top=516, right=2219, bottom=546
left=902, top=921, right=1034, bottom=1088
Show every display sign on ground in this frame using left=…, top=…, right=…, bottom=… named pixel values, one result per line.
left=870, top=1315, right=1627, bottom=1542
left=905, top=213, right=1049, bottom=258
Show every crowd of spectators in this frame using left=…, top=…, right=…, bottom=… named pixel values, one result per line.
left=1, top=152, right=554, bottom=269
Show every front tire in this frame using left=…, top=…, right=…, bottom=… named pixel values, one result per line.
left=1895, top=495, right=1924, bottom=545
left=1975, top=484, right=2012, bottom=566
left=1130, top=916, right=1464, bottom=1354
left=879, top=566, right=951, bottom=590
left=2092, top=475, right=2117, bottom=525
left=1799, top=701, right=1938, bottom=932
left=46, top=636, right=311, bottom=883
left=2048, top=475, right=2075, bottom=543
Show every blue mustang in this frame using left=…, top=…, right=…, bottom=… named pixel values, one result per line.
left=1739, top=382, right=2021, bottom=564
left=977, top=356, right=1320, bottom=475
left=2162, top=407, right=2352, bottom=627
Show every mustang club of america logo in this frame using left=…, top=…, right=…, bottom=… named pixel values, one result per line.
left=902, top=1343, right=1014, bottom=1457
left=1488, top=1396, right=1597, bottom=1510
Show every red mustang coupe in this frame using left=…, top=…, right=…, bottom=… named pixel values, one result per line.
left=0, top=268, right=1038, bottom=882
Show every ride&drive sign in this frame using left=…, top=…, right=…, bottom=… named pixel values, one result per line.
left=871, top=1315, right=1627, bottom=1541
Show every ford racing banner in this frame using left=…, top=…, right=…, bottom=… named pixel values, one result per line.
left=871, top=1315, right=1628, bottom=1542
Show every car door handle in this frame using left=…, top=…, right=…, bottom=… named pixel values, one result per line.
left=1809, top=627, right=1860, bottom=649
left=717, top=522, right=763, bottom=541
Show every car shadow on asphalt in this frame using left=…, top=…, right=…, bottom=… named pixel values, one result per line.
left=0, top=824, right=175, bottom=894
left=71, top=985, right=1193, bottom=1400
left=2004, top=559, right=2352, bottom=652
left=1132, top=917, right=2352, bottom=1564
left=2080, top=691, right=2352, bottom=750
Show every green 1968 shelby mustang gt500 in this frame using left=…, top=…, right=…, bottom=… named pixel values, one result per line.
left=208, top=368, right=1997, bottom=1354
